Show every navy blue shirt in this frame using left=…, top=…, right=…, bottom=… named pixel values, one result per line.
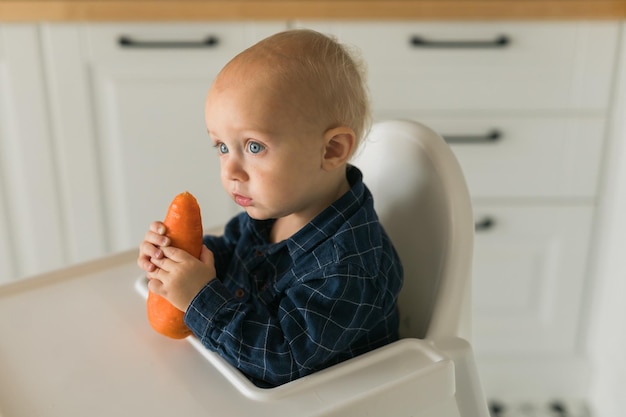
left=184, top=166, right=403, bottom=387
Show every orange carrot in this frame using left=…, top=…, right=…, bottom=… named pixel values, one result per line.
left=147, top=191, right=203, bottom=339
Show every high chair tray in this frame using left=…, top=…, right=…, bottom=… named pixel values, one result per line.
left=0, top=250, right=458, bottom=417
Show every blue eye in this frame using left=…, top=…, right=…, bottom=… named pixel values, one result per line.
left=216, top=143, right=228, bottom=154
left=248, top=141, right=265, bottom=154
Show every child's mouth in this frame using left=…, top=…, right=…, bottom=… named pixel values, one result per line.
left=234, top=194, right=252, bottom=207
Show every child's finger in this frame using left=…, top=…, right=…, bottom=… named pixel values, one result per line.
left=137, top=257, right=157, bottom=272
left=147, top=277, right=164, bottom=294
left=139, top=241, right=163, bottom=261
left=136, top=256, right=148, bottom=271
left=150, top=255, right=173, bottom=273
left=161, top=245, right=192, bottom=263
left=144, top=230, right=170, bottom=248
left=149, top=221, right=167, bottom=235
left=138, top=244, right=159, bottom=270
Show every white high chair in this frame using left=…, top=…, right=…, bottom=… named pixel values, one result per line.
left=0, top=120, right=490, bottom=417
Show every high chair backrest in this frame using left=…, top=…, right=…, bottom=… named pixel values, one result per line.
left=351, top=120, right=474, bottom=341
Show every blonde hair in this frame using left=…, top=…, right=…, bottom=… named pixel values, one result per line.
left=227, top=29, right=371, bottom=147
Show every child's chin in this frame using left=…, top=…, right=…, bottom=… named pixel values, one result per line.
left=244, top=209, right=271, bottom=221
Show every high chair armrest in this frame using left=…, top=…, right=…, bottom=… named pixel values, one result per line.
left=432, top=337, right=491, bottom=417
left=189, top=336, right=462, bottom=416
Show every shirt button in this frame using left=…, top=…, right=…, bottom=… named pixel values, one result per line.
left=234, top=288, right=246, bottom=298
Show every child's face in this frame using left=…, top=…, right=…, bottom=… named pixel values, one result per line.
left=205, top=65, right=336, bottom=223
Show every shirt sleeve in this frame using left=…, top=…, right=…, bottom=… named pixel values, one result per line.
left=184, top=262, right=393, bottom=387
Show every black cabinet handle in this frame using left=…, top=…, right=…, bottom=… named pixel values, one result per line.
left=443, top=129, right=502, bottom=144
left=118, top=35, right=219, bottom=49
left=475, top=217, right=496, bottom=231
left=410, top=34, right=510, bottom=49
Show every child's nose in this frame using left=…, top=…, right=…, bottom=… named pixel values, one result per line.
left=221, top=155, right=248, bottom=182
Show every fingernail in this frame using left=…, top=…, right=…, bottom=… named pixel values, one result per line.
left=157, top=225, right=165, bottom=235
left=161, top=237, right=169, bottom=246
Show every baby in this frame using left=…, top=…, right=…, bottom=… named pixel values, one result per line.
left=137, top=29, right=403, bottom=388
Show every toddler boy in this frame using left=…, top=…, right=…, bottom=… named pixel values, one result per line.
left=137, top=29, right=403, bottom=388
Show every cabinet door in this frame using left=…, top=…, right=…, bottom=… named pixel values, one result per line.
left=43, top=23, right=286, bottom=254
left=0, top=25, right=66, bottom=280
left=471, top=204, right=594, bottom=354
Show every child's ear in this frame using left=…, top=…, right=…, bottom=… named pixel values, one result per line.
left=321, top=126, right=356, bottom=171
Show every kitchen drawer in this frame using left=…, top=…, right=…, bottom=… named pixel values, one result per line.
left=297, top=21, right=618, bottom=112
left=371, top=114, right=606, bottom=199
left=470, top=204, right=593, bottom=354
left=82, top=22, right=286, bottom=65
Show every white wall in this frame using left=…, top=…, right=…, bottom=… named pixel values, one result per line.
left=587, top=22, right=626, bottom=417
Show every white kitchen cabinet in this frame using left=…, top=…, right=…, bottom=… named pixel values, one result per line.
left=0, top=25, right=67, bottom=280
left=296, top=20, right=620, bottom=396
left=470, top=204, right=594, bottom=354
left=41, top=23, right=286, bottom=254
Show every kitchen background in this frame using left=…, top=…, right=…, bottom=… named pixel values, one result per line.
left=1, top=1, right=626, bottom=416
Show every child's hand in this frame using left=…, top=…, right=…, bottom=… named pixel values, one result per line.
left=137, top=221, right=170, bottom=274
left=138, top=221, right=216, bottom=311
left=147, top=245, right=216, bottom=312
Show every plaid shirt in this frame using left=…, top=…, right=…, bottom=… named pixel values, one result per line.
left=184, top=166, right=403, bottom=388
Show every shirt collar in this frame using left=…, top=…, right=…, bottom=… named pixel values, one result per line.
left=286, top=165, right=367, bottom=259
left=245, top=165, right=368, bottom=258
